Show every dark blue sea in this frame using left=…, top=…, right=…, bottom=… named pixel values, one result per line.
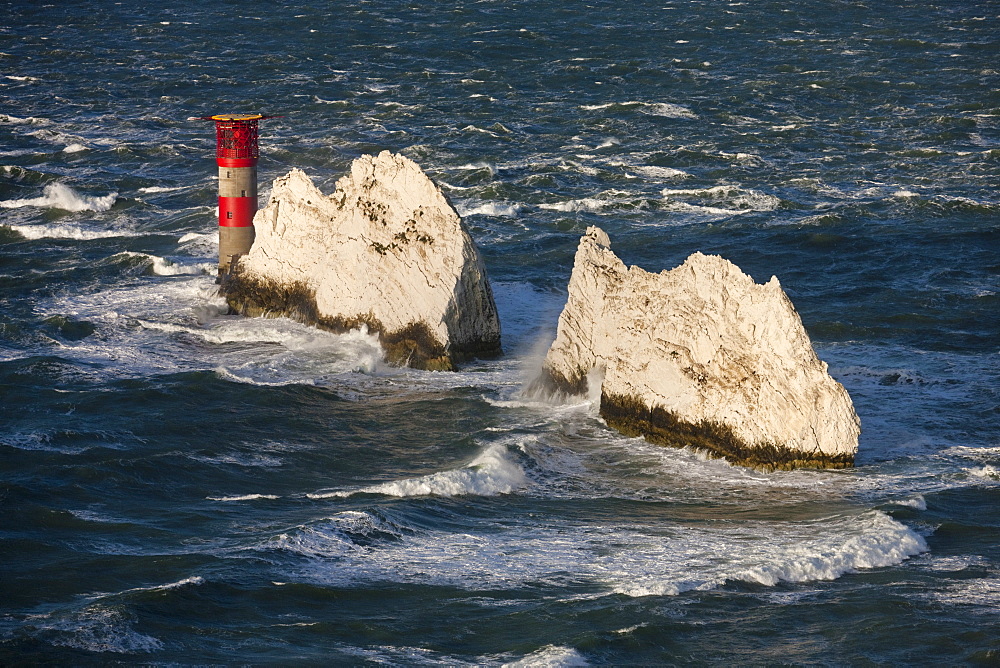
left=2, top=1, right=998, bottom=664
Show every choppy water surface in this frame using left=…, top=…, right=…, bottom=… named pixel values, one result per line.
left=2, top=1, right=998, bottom=664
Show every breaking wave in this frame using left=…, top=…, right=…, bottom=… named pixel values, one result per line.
left=581, top=100, right=697, bottom=119
left=207, top=494, right=281, bottom=502
left=265, top=507, right=925, bottom=597
left=0, top=182, right=117, bottom=212
left=456, top=201, right=522, bottom=217
left=308, top=442, right=529, bottom=499
left=661, top=184, right=781, bottom=211
left=4, top=222, right=131, bottom=240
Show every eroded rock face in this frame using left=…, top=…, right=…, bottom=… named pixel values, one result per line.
left=222, top=151, right=501, bottom=370
left=540, top=226, right=860, bottom=470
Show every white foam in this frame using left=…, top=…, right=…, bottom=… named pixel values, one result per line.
left=539, top=197, right=612, bottom=213
left=929, top=577, right=1000, bottom=607
left=269, top=510, right=405, bottom=559
left=631, top=165, right=690, bottom=179
left=269, top=505, right=924, bottom=598
left=207, top=494, right=280, bottom=501
left=0, top=113, right=48, bottom=124
left=311, top=442, right=528, bottom=498
left=0, top=182, right=117, bottom=212
left=918, top=555, right=986, bottom=572
left=561, top=160, right=600, bottom=176
left=117, top=251, right=212, bottom=276
left=6, top=223, right=130, bottom=240
left=148, top=576, right=204, bottom=591
left=438, top=181, right=474, bottom=191
left=190, top=448, right=285, bottom=468
left=969, top=465, right=1000, bottom=480
left=313, top=95, right=347, bottom=104
left=462, top=124, right=501, bottom=136
left=178, top=231, right=218, bottom=252
left=503, top=645, right=590, bottom=667
left=29, top=606, right=164, bottom=654
left=581, top=100, right=696, bottom=119
left=661, top=185, right=780, bottom=211
left=139, top=185, right=184, bottom=194
left=889, top=495, right=927, bottom=510
left=214, top=366, right=317, bottom=387
left=27, top=275, right=397, bottom=387
left=138, top=315, right=378, bottom=349
left=0, top=431, right=101, bottom=454
left=148, top=255, right=213, bottom=276
left=69, top=509, right=126, bottom=524
left=454, top=161, right=496, bottom=174
left=730, top=512, right=927, bottom=590
left=336, top=643, right=469, bottom=665
left=642, top=102, right=698, bottom=118
left=456, top=201, right=521, bottom=217
left=661, top=200, right=748, bottom=219
left=719, top=151, right=767, bottom=166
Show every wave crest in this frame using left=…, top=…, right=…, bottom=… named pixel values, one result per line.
left=0, top=182, right=117, bottom=212
left=310, top=442, right=528, bottom=499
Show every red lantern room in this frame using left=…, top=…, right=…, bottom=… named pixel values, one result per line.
left=212, top=114, right=261, bottom=167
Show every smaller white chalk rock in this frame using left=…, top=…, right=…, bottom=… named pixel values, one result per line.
left=540, top=226, right=860, bottom=470
left=222, top=151, right=501, bottom=370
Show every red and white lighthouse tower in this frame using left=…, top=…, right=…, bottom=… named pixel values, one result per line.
left=204, top=113, right=273, bottom=278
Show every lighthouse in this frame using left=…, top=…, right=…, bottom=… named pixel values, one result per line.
left=204, top=113, right=272, bottom=278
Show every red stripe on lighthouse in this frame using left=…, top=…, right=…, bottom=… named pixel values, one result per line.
left=217, top=156, right=257, bottom=168
left=219, top=196, right=256, bottom=227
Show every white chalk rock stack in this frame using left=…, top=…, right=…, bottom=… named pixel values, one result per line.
left=223, top=151, right=501, bottom=370
left=541, top=226, right=860, bottom=470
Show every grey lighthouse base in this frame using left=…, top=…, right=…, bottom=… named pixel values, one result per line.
left=218, top=225, right=255, bottom=278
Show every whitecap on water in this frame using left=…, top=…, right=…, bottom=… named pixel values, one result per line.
left=502, top=645, right=590, bottom=667
left=0, top=113, right=48, bottom=124
left=886, top=495, right=927, bottom=510
left=539, top=189, right=647, bottom=213
left=5, top=222, right=130, bottom=241
left=308, top=441, right=529, bottom=499
left=147, top=256, right=214, bottom=276
left=581, top=100, right=697, bottom=119
left=454, top=161, right=497, bottom=175
left=177, top=231, right=218, bottom=255
left=14, top=577, right=203, bottom=656
left=0, top=182, right=117, bottom=212
left=539, top=197, right=610, bottom=213
left=926, top=577, right=1000, bottom=608
left=967, top=465, right=1000, bottom=481
left=30, top=274, right=387, bottom=385
left=335, top=643, right=471, bottom=666
left=26, top=605, right=164, bottom=654
left=456, top=200, right=522, bottom=217
left=265, top=506, right=925, bottom=597
left=138, top=185, right=185, bottom=194
left=661, top=184, right=781, bottom=211
left=207, top=493, right=281, bottom=502
left=630, top=165, right=690, bottom=180
left=117, top=251, right=213, bottom=276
